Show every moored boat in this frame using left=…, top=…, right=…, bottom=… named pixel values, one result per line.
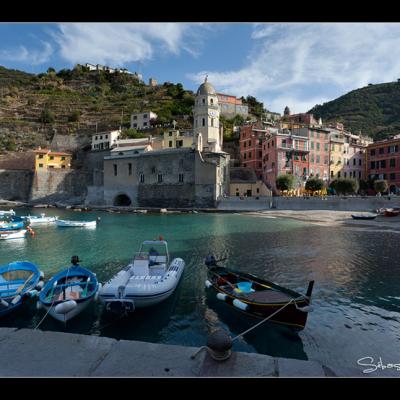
left=384, top=208, right=400, bottom=217
left=26, top=214, right=58, bottom=225
left=0, top=221, right=25, bottom=231
left=0, top=229, right=27, bottom=240
left=37, top=256, right=101, bottom=323
left=351, top=213, right=377, bottom=220
left=204, top=256, right=314, bottom=331
left=99, top=239, right=185, bottom=314
left=0, top=261, right=44, bottom=317
left=56, top=219, right=97, bottom=228
left=0, top=209, right=15, bottom=217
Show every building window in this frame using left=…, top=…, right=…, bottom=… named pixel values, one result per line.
left=311, top=141, right=314, bottom=150
left=211, top=118, right=214, bottom=127
left=100, top=136, right=103, bottom=140
left=113, top=164, right=118, bottom=176
left=371, top=161, right=375, bottom=169
left=256, top=188, right=260, bottom=193
left=202, top=118, right=205, bottom=127
left=271, top=140, right=274, bottom=147
left=151, top=167, right=156, bottom=174
left=316, top=155, right=320, bottom=163
left=353, top=158, right=356, bottom=166
left=105, top=135, right=108, bottom=139
left=359, top=171, right=361, bottom=179
left=157, top=174, right=163, bottom=183
left=38, top=154, right=44, bottom=159
left=143, top=114, right=148, bottom=119
left=390, top=173, right=396, bottom=180
left=179, top=173, right=184, bottom=183
left=49, top=156, right=54, bottom=160
left=370, top=149, right=375, bottom=156
left=258, top=151, right=262, bottom=158
left=344, top=172, right=347, bottom=178
left=324, top=143, right=329, bottom=152
left=338, top=171, right=341, bottom=178
left=379, top=148, right=384, bottom=154
left=210, top=98, right=214, bottom=104
left=202, top=98, right=205, bottom=104
left=140, top=173, right=144, bottom=183
left=133, top=123, right=137, bottom=128
left=244, top=142, right=246, bottom=148
left=331, top=171, right=334, bottom=178
left=316, top=142, right=320, bottom=151
left=169, top=141, right=172, bottom=147
left=143, top=122, right=148, bottom=126
left=133, top=116, right=137, bottom=120
left=61, top=165, right=66, bottom=169
left=381, top=159, right=386, bottom=168
left=128, top=163, right=132, bottom=175
left=38, top=163, right=43, bottom=168
left=61, top=156, right=65, bottom=161
left=244, top=153, right=247, bottom=160
left=169, top=131, right=173, bottom=136
left=390, top=158, right=396, bottom=168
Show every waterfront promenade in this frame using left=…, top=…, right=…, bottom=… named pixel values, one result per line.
left=0, top=327, right=343, bottom=377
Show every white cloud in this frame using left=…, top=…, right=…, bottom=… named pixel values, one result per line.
left=0, top=41, right=53, bottom=65
left=187, top=23, right=400, bottom=113
left=52, top=23, right=206, bottom=66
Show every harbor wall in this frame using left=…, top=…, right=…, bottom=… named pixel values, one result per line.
left=217, top=196, right=400, bottom=211
left=0, top=169, right=34, bottom=202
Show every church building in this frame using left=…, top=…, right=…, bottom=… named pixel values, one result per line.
left=100, top=78, right=230, bottom=208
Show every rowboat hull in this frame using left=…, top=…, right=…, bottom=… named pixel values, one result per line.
left=56, top=220, right=97, bottom=228
left=351, top=214, right=377, bottom=220
left=43, top=297, right=94, bottom=323
left=205, top=265, right=314, bottom=331
left=384, top=210, right=400, bottom=217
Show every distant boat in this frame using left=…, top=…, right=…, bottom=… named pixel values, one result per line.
left=0, top=209, right=15, bottom=217
left=0, top=261, right=44, bottom=317
left=204, top=255, right=314, bottom=331
left=0, top=229, right=27, bottom=240
left=56, top=220, right=97, bottom=228
left=0, top=221, right=24, bottom=231
left=37, top=256, right=101, bottom=323
left=351, top=213, right=377, bottom=220
left=26, top=214, right=58, bottom=225
left=99, top=239, right=185, bottom=314
left=384, top=209, right=400, bottom=217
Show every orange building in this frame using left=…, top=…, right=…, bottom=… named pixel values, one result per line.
left=34, top=149, right=72, bottom=170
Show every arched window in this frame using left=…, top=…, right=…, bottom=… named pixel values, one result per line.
left=202, top=98, right=205, bottom=104
left=210, top=98, right=214, bottom=104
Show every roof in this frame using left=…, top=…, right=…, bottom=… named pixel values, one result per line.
left=110, top=145, right=149, bottom=152
left=196, top=78, right=216, bottom=96
left=34, top=149, right=72, bottom=156
left=230, top=168, right=257, bottom=184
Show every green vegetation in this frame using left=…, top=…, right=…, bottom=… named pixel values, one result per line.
left=220, top=114, right=244, bottom=142
left=330, top=178, right=359, bottom=195
left=305, top=177, right=325, bottom=192
left=120, top=128, right=147, bottom=139
left=40, top=107, right=55, bottom=124
left=373, top=179, right=388, bottom=194
left=241, top=96, right=265, bottom=119
left=276, top=174, right=295, bottom=191
left=309, top=80, right=400, bottom=140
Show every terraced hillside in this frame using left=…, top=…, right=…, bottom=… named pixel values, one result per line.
left=0, top=65, right=195, bottom=151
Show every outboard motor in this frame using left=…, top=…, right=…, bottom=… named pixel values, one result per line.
left=205, top=255, right=218, bottom=267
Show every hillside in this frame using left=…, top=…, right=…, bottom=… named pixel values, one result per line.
left=308, top=81, right=400, bottom=141
left=0, top=65, right=196, bottom=151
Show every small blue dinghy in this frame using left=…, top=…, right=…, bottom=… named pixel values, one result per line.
left=37, top=256, right=101, bottom=323
left=0, top=261, right=44, bottom=317
left=0, top=221, right=24, bottom=231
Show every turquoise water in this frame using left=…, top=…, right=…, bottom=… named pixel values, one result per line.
left=1, top=208, right=400, bottom=375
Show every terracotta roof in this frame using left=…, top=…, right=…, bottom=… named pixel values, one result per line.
left=34, top=149, right=71, bottom=156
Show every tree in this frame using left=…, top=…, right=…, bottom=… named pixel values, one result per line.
left=120, top=128, right=147, bottom=139
left=305, top=177, right=324, bottom=193
left=40, top=107, right=54, bottom=124
left=276, top=174, right=295, bottom=192
left=68, top=110, right=81, bottom=122
left=330, top=178, right=358, bottom=195
left=373, top=179, right=388, bottom=194
left=47, top=67, right=56, bottom=74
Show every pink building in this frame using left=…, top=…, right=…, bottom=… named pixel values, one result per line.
left=262, top=129, right=309, bottom=193
left=239, top=122, right=267, bottom=180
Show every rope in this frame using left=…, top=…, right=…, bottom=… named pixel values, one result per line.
left=34, top=296, right=57, bottom=330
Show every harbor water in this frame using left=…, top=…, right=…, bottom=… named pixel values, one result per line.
left=1, top=208, right=399, bottom=375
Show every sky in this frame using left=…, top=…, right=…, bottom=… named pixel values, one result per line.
left=1, top=22, right=400, bottom=114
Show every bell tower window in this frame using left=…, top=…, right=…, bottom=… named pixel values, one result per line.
left=202, top=98, right=205, bottom=104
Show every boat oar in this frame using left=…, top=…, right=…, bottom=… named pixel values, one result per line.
left=10, top=272, right=34, bottom=305
left=209, top=270, right=236, bottom=291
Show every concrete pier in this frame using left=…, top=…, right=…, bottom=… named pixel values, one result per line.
left=0, top=328, right=331, bottom=377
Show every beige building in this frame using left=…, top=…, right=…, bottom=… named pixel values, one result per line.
left=34, top=149, right=72, bottom=170
left=163, top=129, right=194, bottom=149
left=130, top=111, right=158, bottom=130
left=229, top=167, right=271, bottom=197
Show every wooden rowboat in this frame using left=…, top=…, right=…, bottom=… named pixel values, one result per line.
left=204, top=256, right=314, bottom=331
left=384, top=209, right=400, bottom=217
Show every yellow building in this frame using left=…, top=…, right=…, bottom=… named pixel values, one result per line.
left=229, top=167, right=271, bottom=197
left=329, top=132, right=344, bottom=180
left=163, top=129, right=194, bottom=149
left=34, top=149, right=72, bottom=170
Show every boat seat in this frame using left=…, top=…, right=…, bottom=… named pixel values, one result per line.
left=149, top=255, right=167, bottom=264
left=132, top=259, right=149, bottom=276
left=241, top=290, right=293, bottom=304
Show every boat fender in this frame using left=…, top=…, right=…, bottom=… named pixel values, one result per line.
left=27, top=289, right=39, bottom=298
left=205, top=280, right=212, bottom=288
left=94, top=283, right=102, bottom=301
left=36, top=281, right=44, bottom=290
left=1, top=299, right=9, bottom=307
left=55, top=300, right=77, bottom=314
left=233, top=299, right=249, bottom=311
left=11, top=295, right=21, bottom=305
left=216, top=293, right=227, bottom=301
left=39, top=271, right=45, bottom=279
left=36, top=301, right=42, bottom=310
left=295, top=304, right=314, bottom=313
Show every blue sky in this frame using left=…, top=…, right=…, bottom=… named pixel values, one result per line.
left=1, top=23, right=400, bottom=114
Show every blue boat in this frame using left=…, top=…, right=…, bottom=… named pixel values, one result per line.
left=0, top=221, right=25, bottom=231
left=0, top=261, right=44, bottom=317
left=37, top=256, right=101, bottom=323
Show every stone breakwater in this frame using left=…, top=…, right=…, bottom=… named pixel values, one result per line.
left=0, top=328, right=343, bottom=377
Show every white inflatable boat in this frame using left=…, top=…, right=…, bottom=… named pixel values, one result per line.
left=99, top=240, right=185, bottom=314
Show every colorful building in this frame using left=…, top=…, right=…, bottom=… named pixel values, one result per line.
left=34, top=149, right=72, bottom=170
left=366, top=136, right=400, bottom=193
left=217, top=93, right=248, bottom=118
left=229, top=167, right=271, bottom=197
left=239, top=122, right=267, bottom=180
left=262, top=128, right=309, bottom=193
